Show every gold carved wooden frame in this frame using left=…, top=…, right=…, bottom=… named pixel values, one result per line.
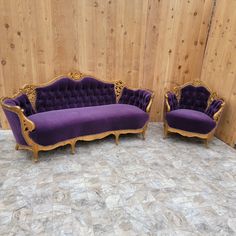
left=163, top=80, right=225, bottom=146
left=1, top=71, right=154, bottom=162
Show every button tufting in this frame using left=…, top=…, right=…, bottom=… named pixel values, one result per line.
left=35, top=77, right=116, bottom=112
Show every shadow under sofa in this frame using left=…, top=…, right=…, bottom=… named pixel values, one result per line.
left=1, top=72, right=154, bottom=162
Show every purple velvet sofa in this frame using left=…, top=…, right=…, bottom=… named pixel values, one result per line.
left=164, top=81, right=225, bottom=145
left=1, top=72, right=154, bottom=162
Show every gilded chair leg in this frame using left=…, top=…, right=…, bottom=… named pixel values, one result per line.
left=142, top=125, right=148, bottom=140
left=142, top=130, right=146, bottom=140
left=15, top=144, right=19, bottom=150
left=204, top=131, right=215, bottom=147
left=115, top=133, right=120, bottom=145
left=71, top=140, right=76, bottom=154
left=208, top=134, right=214, bottom=142
left=32, top=148, right=39, bottom=162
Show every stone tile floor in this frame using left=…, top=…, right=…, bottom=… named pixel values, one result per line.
left=0, top=123, right=236, bottom=236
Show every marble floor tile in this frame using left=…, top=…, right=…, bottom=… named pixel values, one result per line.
left=0, top=122, right=236, bottom=235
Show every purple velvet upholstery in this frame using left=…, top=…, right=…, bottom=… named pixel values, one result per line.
left=3, top=77, right=151, bottom=147
left=2, top=94, right=35, bottom=145
left=166, top=92, right=178, bottom=111
left=36, top=77, right=116, bottom=113
left=179, top=85, right=210, bottom=112
left=205, top=99, right=223, bottom=118
left=166, top=109, right=216, bottom=134
left=118, top=87, right=152, bottom=111
left=4, top=94, right=35, bottom=116
left=28, top=104, right=148, bottom=146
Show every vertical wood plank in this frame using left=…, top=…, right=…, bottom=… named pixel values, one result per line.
left=201, top=0, right=236, bottom=146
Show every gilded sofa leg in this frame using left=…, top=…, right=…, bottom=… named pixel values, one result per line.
left=163, top=123, right=168, bottom=139
left=204, top=139, right=209, bottom=148
left=32, top=148, right=39, bottom=162
left=71, top=140, right=76, bottom=154
left=115, top=133, right=120, bottom=145
left=15, top=144, right=19, bottom=150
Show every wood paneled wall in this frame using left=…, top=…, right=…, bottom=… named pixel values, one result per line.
left=201, top=0, right=236, bottom=146
left=0, top=0, right=214, bottom=128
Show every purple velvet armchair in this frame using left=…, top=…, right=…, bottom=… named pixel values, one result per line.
left=164, top=81, right=225, bottom=145
left=1, top=72, right=154, bottom=162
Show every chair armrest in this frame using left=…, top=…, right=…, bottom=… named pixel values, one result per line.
left=165, top=92, right=178, bottom=112
left=118, top=87, right=154, bottom=112
left=205, top=99, right=225, bottom=121
left=1, top=97, right=35, bottom=145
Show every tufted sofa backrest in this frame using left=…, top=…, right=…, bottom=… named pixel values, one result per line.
left=119, top=87, right=152, bottom=112
left=4, top=94, right=35, bottom=116
left=179, top=85, right=210, bottom=112
left=3, top=94, right=35, bottom=145
left=35, top=77, right=116, bottom=113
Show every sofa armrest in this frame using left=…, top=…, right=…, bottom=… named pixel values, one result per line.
left=1, top=97, right=35, bottom=146
left=205, top=99, right=225, bottom=121
left=3, top=94, right=35, bottom=116
left=118, top=87, right=154, bottom=112
left=165, top=92, right=178, bottom=112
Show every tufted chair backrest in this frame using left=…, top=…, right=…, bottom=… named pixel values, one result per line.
left=35, top=77, right=116, bottom=113
left=205, top=99, right=223, bottom=118
left=179, top=85, right=210, bottom=112
left=166, top=92, right=178, bottom=111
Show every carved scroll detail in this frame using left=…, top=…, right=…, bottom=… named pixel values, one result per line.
left=209, top=92, right=225, bottom=122
left=114, top=80, right=125, bottom=100
left=146, top=92, right=154, bottom=113
left=21, top=115, right=35, bottom=132
left=19, top=85, right=37, bottom=109
left=192, top=80, right=202, bottom=86
left=68, top=72, right=83, bottom=80
left=209, top=92, right=218, bottom=102
left=173, top=86, right=180, bottom=100
left=165, top=94, right=171, bottom=112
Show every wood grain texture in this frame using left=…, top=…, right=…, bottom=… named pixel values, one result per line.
left=0, top=0, right=213, bottom=128
left=201, top=0, right=236, bottom=146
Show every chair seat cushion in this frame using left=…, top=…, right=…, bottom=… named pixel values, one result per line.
left=28, top=104, right=148, bottom=146
left=166, top=109, right=216, bottom=134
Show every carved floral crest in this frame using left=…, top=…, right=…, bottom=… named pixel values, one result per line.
left=114, top=80, right=125, bottom=100
left=19, top=85, right=37, bottom=109
left=68, top=72, right=83, bottom=79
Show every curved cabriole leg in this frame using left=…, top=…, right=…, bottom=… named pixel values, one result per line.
left=15, top=144, right=19, bottom=150
left=71, top=140, right=76, bottom=154
left=115, top=133, right=120, bottom=145
left=32, top=147, right=39, bottom=162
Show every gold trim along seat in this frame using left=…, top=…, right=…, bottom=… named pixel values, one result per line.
left=1, top=72, right=154, bottom=162
left=164, top=80, right=225, bottom=146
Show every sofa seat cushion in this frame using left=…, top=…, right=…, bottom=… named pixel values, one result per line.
left=28, top=104, right=149, bottom=146
left=166, top=109, right=216, bottom=134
